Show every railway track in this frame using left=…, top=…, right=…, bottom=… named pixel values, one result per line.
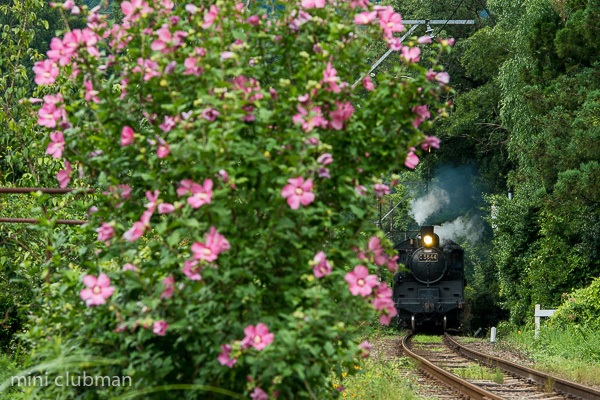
left=402, top=332, right=600, bottom=400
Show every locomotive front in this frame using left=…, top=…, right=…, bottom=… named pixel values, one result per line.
left=392, top=226, right=465, bottom=331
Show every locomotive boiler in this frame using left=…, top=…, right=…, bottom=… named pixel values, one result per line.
left=391, top=226, right=465, bottom=331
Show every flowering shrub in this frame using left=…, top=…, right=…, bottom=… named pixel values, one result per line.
left=22, top=0, right=451, bottom=398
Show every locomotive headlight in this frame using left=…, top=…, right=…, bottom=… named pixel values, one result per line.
left=423, top=235, right=433, bottom=246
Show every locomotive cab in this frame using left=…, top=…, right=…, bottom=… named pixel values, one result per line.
left=392, top=226, right=465, bottom=331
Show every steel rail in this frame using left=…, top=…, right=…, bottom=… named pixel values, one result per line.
left=401, top=333, right=506, bottom=400
left=0, top=218, right=87, bottom=225
left=444, top=333, right=600, bottom=400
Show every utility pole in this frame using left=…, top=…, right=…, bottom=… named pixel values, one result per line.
left=352, top=19, right=475, bottom=88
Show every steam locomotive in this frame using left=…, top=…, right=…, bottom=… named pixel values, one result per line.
left=391, top=226, right=465, bottom=331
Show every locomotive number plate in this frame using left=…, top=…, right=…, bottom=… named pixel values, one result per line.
left=418, top=253, right=438, bottom=262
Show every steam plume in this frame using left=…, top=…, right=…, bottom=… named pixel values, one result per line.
left=409, top=187, right=450, bottom=225
left=435, top=216, right=485, bottom=244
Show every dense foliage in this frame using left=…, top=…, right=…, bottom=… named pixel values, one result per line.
left=1, top=0, right=453, bottom=398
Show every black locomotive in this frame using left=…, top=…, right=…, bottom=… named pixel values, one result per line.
left=391, top=226, right=465, bottom=331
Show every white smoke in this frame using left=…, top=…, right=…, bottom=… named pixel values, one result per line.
left=434, top=216, right=485, bottom=244
left=409, top=187, right=450, bottom=225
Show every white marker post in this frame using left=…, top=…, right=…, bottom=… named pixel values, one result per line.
left=534, top=304, right=556, bottom=338
left=490, top=327, right=497, bottom=344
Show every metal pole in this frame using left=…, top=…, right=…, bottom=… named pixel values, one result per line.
left=389, top=199, right=393, bottom=233
left=0, top=187, right=94, bottom=194
left=0, top=218, right=87, bottom=225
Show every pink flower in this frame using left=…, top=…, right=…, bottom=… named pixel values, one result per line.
left=354, top=11, right=377, bottom=24
left=96, top=223, right=114, bottom=242
left=121, top=0, right=152, bottom=22
left=363, top=76, right=374, bottom=91
left=354, top=185, right=367, bottom=196
left=57, top=161, right=72, bottom=188
left=122, top=263, right=138, bottom=271
left=345, top=265, right=378, bottom=296
left=387, top=254, right=399, bottom=273
left=153, top=320, right=168, bottom=336
left=185, top=3, right=198, bottom=13
left=250, top=387, right=268, bottom=400
left=182, top=259, right=202, bottom=280
left=47, top=37, right=74, bottom=66
left=418, top=35, right=432, bottom=44
left=157, top=143, right=170, bottom=158
left=33, top=60, right=59, bottom=86
left=132, top=58, right=160, bottom=81
left=439, top=37, right=455, bottom=46
left=46, top=131, right=65, bottom=159
left=378, top=7, right=404, bottom=38
left=241, top=323, right=274, bottom=351
left=317, top=153, right=333, bottom=165
left=373, top=183, right=390, bottom=197
left=405, top=148, right=419, bottom=169
left=322, top=62, right=341, bottom=93
left=187, top=179, right=213, bottom=208
left=220, top=51, right=234, bottom=60
left=312, top=251, right=332, bottom=278
left=218, top=344, right=237, bottom=368
left=202, top=108, right=220, bottom=121
left=281, top=177, right=315, bottom=210
left=246, top=15, right=260, bottom=25
left=387, top=37, right=403, bottom=51
left=372, top=282, right=393, bottom=310
left=292, top=106, right=328, bottom=132
left=160, top=274, right=175, bottom=299
left=80, top=273, right=115, bottom=307
left=158, top=203, right=175, bottom=214
left=412, top=105, right=430, bottom=128
left=401, top=46, right=420, bottom=63
left=301, top=0, right=325, bottom=8
left=121, top=126, right=134, bottom=146
left=318, top=167, right=330, bottom=179
left=191, top=226, right=230, bottom=262
left=84, top=80, right=100, bottom=103
left=160, top=116, right=176, bottom=132
left=421, top=136, right=440, bottom=150
left=329, top=101, right=354, bottom=130
left=123, top=221, right=146, bottom=242
left=368, top=236, right=388, bottom=266
left=38, top=103, right=62, bottom=128
left=358, top=340, right=372, bottom=357
left=217, top=169, right=229, bottom=183
left=202, top=5, right=219, bottom=29
left=436, top=71, right=450, bottom=85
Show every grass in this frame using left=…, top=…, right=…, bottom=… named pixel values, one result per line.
left=453, top=365, right=504, bottom=383
left=411, top=335, right=442, bottom=343
left=332, top=357, right=419, bottom=400
left=502, top=325, right=600, bottom=386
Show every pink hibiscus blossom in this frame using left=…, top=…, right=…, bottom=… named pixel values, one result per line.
left=368, top=236, right=389, bottom=266
left=158, top=203, right=175, bottom=214
left=157, top=142, right=170, bottom=158
left=373, top=283, right=398, bottom=325
left=405, top=147, right=419, bottom=169
left=122, top=263, right=138, bottom=271
left=436, top=71, right=450, bottom=85
left=123, top=221, right=146, bottom=242
left=56, top=161, right=71, bottom=188
left=46, top=131, right=65, bottom=159
left=153, top=320, right=168, bottom=336
left=412, top=105, right=431, bottom=128
left=84, top=80, right=100, bottom=103
left=33, top=59, right=59, bottom=86
left=121, top=126, right=134, bottom=146
left=202, top=5, right=219, bottom=29
left=250, top=387, right=268, bottom=400
left=401, top=46, right=420, bottom=63
left=317, top=153, right=333, bottom=165
left=354, top=11, right=377, bottom=24
left=312, top=251, right=332, bottom=278
left=354, top=185, right=367, bottom=196
left=191, top=226, right=231, bottom=262
left=358, top=340, right=372, bottom=358
left=187, top=179, right=213, bottom=208
left=121, top=0, right=152, bottom=22
left=301, top=0, right=325, bottom=8
left=421, top=136, right=440, bottom=150
left=373, top=183, right=390, bottom=197
left=47, top=37, right=74, bottom=66
left=363, top=76, right=374, bottom=91
left=329, top=101, right=354, bottom=130
left=378, top=6, right=404, bottom=39
left=418, top=35, right=432, bottom=44
left=281, top=177, right=315, bottom=210
left=132, top=58, right=161, bottom=81
left=241, top=323, right=274, bottom=351
left=202, top=108, right=220, bottom=121
left=322, top=62, right=341, bottom=93
left=160, top=275, right=175, bottom=299
left=217, top=344, right=237, bottom=368
left=96, top=223, right=114, bottom=243
left=345, top=265, right=378, bottom=296
left=292, top=106, right=328, bottom=133
left=80, top=273, right=115, bottom=307
left=182, top=259, right=202, bottom=280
